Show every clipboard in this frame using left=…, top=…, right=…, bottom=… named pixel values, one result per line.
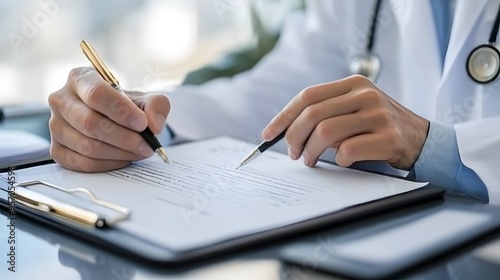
left=0, top=180, right=443, bottom=264
left=0, top=137, right=445, bottom=265
left=280, top=203, right=500, bottom=279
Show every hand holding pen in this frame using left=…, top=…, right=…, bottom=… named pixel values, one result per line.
left=47, top=43, right=171, bottom=172
left=240, top=76, right=429, bottom=171
left=80, top=41, right=169, bottom=164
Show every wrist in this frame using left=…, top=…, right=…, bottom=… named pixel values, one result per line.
left=407, top=117, right=430, bottom=169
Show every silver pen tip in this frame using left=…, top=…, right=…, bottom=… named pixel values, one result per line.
left=237, top=148, right=261, bottom=170
left=155, top=147, right=170, bottom=164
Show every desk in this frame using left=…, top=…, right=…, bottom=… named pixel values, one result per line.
left=0, top=104, right=51, bottom=141
left=1, top=195, right=499, bottom=280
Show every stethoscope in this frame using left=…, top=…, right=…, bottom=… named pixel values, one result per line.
left=352, top=0, right=500, bottom=84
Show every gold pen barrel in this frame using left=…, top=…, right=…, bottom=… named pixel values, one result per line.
left=80, top=40, right=119, bottom=85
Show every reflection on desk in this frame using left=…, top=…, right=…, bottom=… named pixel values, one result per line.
left=0, top=209, right=284, bottom=280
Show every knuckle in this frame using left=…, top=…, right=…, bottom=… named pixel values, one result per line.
left=63, top=152, right=92, bottom=173
left=68, top=68, right=83, bottom=82
left=77, top=139, right=100, bottom=158
left=68, top=67, right=92, bottom=81
left=76, top=159, right=96, bottom=173
left=299, top=86, right=320, bottom=104
left=98, top=118, right=115, bottom=134
left=49, top=142, right=61, bottom=162
left=348, top=74, right=371, bottom=85
left=282, top=111, right=296, bottom=125
left=304, top=104, right=320, bottom=123
left=373, top=108, right=396, bottom=127
left=316, top=121, right=333, bottom=139
left=109, top=99, right=131, bottom=122
left=68, top=67, right=86, bottom=80
left=85, top=84, right=105, bottom=108
left=360, top=88, right=383, bottom=104
left=48, top=91, right=62, bottom=109
left=80, top=114, right=98, bottom=135
left=68, top=67, right=92, bottom=90
left=339, top=141, right=355, bottom=159
left=48, top=117, right=59, bottom=134
left=69, top=67, right=92, bottom=95
left=275, top=110, right=295, bottom=129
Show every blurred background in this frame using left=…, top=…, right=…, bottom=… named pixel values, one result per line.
left=0, top=0, right=304, bottom=106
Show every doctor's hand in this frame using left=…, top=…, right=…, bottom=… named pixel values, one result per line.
left=48, top=67, right=170, bottom=172
left=262, top=75, right=429, bottom=170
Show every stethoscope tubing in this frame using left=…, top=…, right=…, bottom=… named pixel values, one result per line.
left=356, top=0, right=500, bottom=85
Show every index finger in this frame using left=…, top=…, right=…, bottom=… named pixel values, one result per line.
left=262, top=75, right=367, bottom=141
left=69, top=67, right=148, bottom=132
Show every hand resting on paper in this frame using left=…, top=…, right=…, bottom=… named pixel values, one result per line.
left=262, top=75, right=430, bottom=171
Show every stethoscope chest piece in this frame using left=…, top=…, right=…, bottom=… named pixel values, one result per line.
left=350, top=53, right=381, bottom=82
left=467, top=44, right=500, bottom=84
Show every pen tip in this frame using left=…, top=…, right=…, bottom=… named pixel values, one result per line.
left=156, top=148, right=170, bottom=164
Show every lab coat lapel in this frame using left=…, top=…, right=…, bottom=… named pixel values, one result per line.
left=442, top=0, right=488, bottom=81
left=390, top=0, right=439, bottom=68
left=389, top=0, right=441, bottom=118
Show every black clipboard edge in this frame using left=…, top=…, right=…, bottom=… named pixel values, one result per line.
left=0, top=158, right=54, bottom=173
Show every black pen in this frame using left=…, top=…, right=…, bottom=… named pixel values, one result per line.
left=80, top=40, right=169, bottom=164
left=236, top=130, right=286, bottom=169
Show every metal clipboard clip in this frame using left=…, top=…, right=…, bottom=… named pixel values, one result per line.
left=13, top=180, right=130, bottom=228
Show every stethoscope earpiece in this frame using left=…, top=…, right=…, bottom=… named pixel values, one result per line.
left=350, top=53, right=381, bottom=82
left=466, top=44, right=500, bottom=84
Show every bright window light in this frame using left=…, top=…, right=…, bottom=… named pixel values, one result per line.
left=0, top=66, right=19, bottom=104
left=140, top=2, right=197, bottom=63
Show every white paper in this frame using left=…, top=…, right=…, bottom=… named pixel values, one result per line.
left=1, top=137, right=427, bottom=251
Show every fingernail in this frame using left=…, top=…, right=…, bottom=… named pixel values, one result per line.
left=130, top=115, right=147, bottom=131
left=288, top=147, right=297, bottom=160
left=138, top=142, right=153, bottom=157
left=155, top=113, right=166, bottom=132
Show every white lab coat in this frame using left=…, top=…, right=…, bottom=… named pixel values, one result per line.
left=166, top=0, right=500, bottom=204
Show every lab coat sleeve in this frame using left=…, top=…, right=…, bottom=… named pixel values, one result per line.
left=413, top=121, right=488, bottom=202
left=165, top=1, right=351, bottom=152
left=455, top=117, right=500, bottom=205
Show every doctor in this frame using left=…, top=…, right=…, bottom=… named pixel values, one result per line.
left=47, top=0, right=499, bottom=203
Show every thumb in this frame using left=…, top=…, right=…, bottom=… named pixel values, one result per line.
left=132, top=93, right=171, bottom=134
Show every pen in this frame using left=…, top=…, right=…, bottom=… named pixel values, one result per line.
left=236, top=130, right=286, bottom=169
left=79, top=40, right=169, bottom=164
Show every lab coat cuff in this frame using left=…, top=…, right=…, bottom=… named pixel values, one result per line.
left=414, top=121, right=488, bottom=202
